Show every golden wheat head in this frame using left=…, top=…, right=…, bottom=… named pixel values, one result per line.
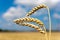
left=20, top=23, right=45, bottom=34
left=26, top=4, right=47, bottom=16
left=14, top=17, right=44, bottom=27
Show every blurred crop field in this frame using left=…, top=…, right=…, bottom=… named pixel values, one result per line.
left=0, top=32, right=60, bottom=40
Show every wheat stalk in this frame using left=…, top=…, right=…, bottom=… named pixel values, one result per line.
left=26, top=4, right=47, bottom=16
left=13, top=4, right=51, bottom=40
left=25, top=4, right=51, bottom=40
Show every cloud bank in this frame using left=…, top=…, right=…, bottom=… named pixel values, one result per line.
left=3, top=6, right=26, bottom=21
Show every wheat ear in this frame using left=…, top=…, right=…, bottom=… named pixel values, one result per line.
left=14, top=17, right=44, bottom=27
left=26, top=4, right=47, bottom=16
left=20, top=23, right=45, bottom=34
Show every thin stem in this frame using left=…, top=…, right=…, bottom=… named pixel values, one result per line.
left=43, top=25, right=48, bottom=40
left=47, top=7, right=51, bottom=40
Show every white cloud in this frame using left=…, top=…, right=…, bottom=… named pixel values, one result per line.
left=48, top=0, right=60, bottom=6
left=3, top=6, right=26, bottom=21
left=43, top=17, right=48, bottom=21
left=53, top=13, right=60, bottom=19
left=14, top=0, right=46, bottom=5
left=14, top=0, right=60, bottom=7
left=50, top=0, right=60, bottom=4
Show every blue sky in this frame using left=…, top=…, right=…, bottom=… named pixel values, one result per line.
left=0, top=0, right=60, bottom=31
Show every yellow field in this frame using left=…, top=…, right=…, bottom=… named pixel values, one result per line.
left=0, top=32, right=60, bottom=40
